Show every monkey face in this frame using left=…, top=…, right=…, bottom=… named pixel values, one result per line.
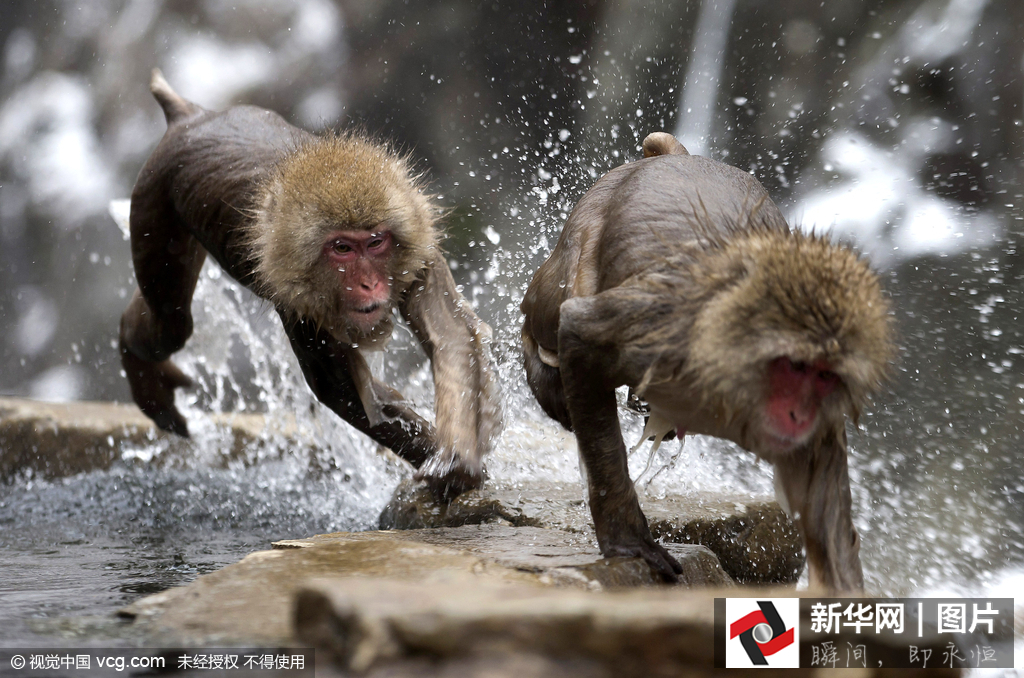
left=757, top=356, right=840, bottom=455
left=322, top=229, right=395, bottom=335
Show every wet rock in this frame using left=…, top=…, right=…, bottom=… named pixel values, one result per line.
left=646, top=498, right=804, bottom=586
left=295, top=579, right=961, bottom=678
left=381, top=480, right=803, bottom=585
left=0, top=396, right=292, bottom=480
left=120, top=525, right=731, bottom=646
left=119, top=524, right=958, bottom=678
left=379, top=479, right=553, bottom=530
left=280, top=524, right=732, bottom=589
left=294, top=578, right=716, bottom=677
left=0, top=397, right=162, bottom=480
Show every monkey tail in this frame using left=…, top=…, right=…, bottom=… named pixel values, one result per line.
left=642, top=132, right=689, bottom=158
left=149, top=68, right=200, bottom=124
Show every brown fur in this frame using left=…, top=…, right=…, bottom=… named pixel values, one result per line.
left=521, top=132, right=894, bottom=589
left=635, top=227, right=893, bottom=440
left=119, top=70, right=501, bottom=500
left=249, top=134, right=440, bottom=345
left=642, top=131, right=689, bottom=157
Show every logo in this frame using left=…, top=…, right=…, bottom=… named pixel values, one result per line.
left=725, top=598, right=799, bottom=668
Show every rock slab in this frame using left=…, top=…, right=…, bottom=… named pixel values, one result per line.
left=381, top=480, right=804, bottom=585
left=119, top=524, right=959, bottom=677
left=281, top=524, right=733, bottom=589
left=295, top=578, right=716, bottom=677
left=295, top=578, right=961, bottom=678
left=120, top=525, right=732, bottom=648
left=0, top=397, right=158, bottom=480
left=0, top=396, right=297, bottom=480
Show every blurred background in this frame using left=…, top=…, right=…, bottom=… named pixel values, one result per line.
left=1, top=0, right=1023, bottom=628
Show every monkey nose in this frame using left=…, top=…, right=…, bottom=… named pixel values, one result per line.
left=787, top=407, right=814, bottom=434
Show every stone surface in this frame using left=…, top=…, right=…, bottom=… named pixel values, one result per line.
left=646, top=496, right=805, bottom=585
left=381, top=480, right=803, bottom=585
left=296, top=579, right=960, bottom=678
left=295, top=578, right=715, bottom=676
left=120, top=525, right=732, bottom=646
left=117, top=524, right=960, bottom=677
left=0, top=397, right=159, bottom=480
left=279, top=524, right=733, bottom=589
left=0, top=396, right=297, bottom=480
left=1, top=395, right=800, bottom=587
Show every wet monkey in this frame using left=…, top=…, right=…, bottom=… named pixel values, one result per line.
left=121, top=70, right=501, bottom=499
left=521, top=132, right=893, bottom=590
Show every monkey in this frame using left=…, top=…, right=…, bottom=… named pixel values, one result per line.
left=521, top=132, right=893, bottom=590
left=120, top=70, right=502, bottom=500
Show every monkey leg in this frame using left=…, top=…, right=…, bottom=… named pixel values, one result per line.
left=120, top=199, right=207, bottom=437
left=774, top=429, right=864, bottom=592
left=120, top=306, right=193, bottom=437
left=558, top=312, right=683, bottom=583
left=284, top=317, right=436, bottom=468
left=522, top=329, right=572, bottom=430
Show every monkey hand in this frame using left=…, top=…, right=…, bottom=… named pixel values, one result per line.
left=414, top=449, right=486, bottom=503
left=120, top=343, right=193, bottom=438
left=593, top=499, right=683, bottom=583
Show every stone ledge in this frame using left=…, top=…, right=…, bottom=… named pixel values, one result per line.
left=276, top=525, right=733, bottom=589
left=295, top=579, right=960, bottom=678
left=120, top=525, right=731, bottom=647
left=0, top=396, right=297, bottom=480
left=295, top=578, right=716, bottom=676
left=380, top=480, right=803, bottom=585
left=116, top=523, right=960, bottom=677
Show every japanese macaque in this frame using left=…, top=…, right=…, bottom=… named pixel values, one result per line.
left=521, top=132, right=893, bottom=590
left=120, top=70, right=501, bottom=499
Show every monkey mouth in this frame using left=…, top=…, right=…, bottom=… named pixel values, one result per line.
left=760, top=428, right=809, bottom=456
left=354, top=303, right=383, bottom=315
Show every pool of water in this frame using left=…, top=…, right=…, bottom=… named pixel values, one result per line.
left=0, top=459, right=387, bottom=645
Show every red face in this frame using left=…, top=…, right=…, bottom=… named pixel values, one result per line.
left=761, top=356, right=840, bottom=453
left=323, top=229, right=394, bottom=334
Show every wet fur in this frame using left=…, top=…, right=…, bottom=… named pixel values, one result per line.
left=521, top=132, right=893, bottom=589
left=249, top=134, right=439, bottom=344
left=121, top=70, right=501, bottom=499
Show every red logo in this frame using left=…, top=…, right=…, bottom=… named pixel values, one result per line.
left=729, top=601, right=796, bottom=665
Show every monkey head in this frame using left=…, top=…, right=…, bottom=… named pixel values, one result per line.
left=250, top=134, right=439, bottom=344
left=685, top=229, right=894, bottom=459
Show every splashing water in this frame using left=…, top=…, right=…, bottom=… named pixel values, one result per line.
left=8, top=87, right=1023, bottom=647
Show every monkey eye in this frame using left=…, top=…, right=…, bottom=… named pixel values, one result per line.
left=368, top=237, right=385, bottom=249
left=333, top=242, right=352, bottom=254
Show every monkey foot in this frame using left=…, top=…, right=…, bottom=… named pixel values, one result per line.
left=120, top=348, right=193, bottom=438
left=414, top=452, right=486, bottom=503
left=603, top=536, right=684, bottom=583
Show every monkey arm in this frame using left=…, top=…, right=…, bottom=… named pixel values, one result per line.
left=773, top=428, right=864, bottom=592
left=558, top=295, right=683, bottom=582
left=282, top=315, right=435, bottom=468
left=401, top=252, right=503, bottom=501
